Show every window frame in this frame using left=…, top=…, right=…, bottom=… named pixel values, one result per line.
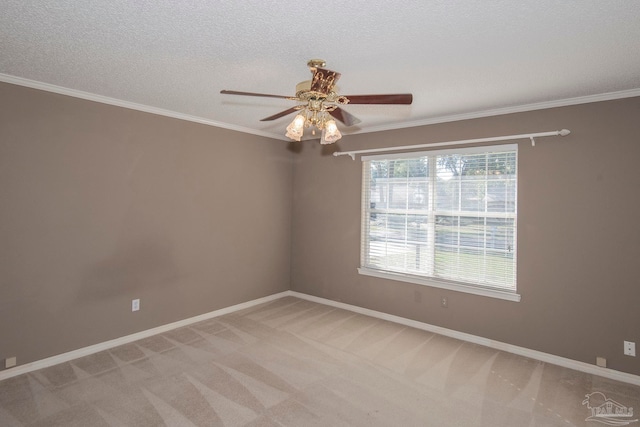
left=359, top=144, right=520, bottom=302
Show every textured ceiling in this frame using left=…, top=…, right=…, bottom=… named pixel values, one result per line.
left=2, top=1, right=640, bottom=141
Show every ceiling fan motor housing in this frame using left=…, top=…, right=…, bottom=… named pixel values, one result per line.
left=311, top=68, right=340, bottom=95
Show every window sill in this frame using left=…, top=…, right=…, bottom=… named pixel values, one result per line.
left=358, top=267, right=521, bottom=302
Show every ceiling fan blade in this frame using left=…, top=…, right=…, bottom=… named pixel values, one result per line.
left=221, top=90, right=291, bottom=99
left=260, top=107, right=299, bottom=121
left=344, top=94, right=413, bottom=105
left=329, top=108, right=361, bottom=127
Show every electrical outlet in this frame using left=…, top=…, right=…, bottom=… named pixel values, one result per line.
left=440, top=297, right=448, bottom=308
left=596, top=356, right=607, bottom=368
left=5, top=356, right=17, bottom=369
left=624, top=341, right=636, bottom=357
left=132, top=299, right=140, bottom=312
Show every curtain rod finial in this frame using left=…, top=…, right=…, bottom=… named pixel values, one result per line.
left=559, top=129, right=571, bottom=136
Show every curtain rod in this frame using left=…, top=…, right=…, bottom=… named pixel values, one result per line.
left=333, top=129, right=571, bottom=160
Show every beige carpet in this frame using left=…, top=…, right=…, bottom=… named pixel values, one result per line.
left=0, top=296, right=638, bottom=426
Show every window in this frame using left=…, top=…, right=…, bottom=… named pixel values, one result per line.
left=360, top=144, right=519, bottom=301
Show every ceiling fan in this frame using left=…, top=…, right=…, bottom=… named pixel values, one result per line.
left=220, top=59, right=413, bottom=144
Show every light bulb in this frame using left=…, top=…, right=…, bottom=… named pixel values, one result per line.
left=285, top=114, right=306, bottom=141
left=320, top=119, right=341, bottom=144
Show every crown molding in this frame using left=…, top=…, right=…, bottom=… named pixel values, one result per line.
left=2, top=73, right=639, bottom=140
left=0, top=73, right=285, bottom=141
left=355, top=87, right=640, bottom=136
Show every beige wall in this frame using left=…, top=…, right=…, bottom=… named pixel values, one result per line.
left=0, top=82, right=292, bottom=366
left=291, top=97, right=640, bottom=376
left=2, top=80, right=639, bottom=377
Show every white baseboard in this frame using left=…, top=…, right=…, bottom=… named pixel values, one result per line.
left=286, top=291, right=640, bottom=387
left=3, top=290, right=639, bottom=387
left=0, top=291, right=289, bottom=382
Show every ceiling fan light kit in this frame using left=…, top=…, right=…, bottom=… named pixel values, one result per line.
left=221, top=59, right=413, bottom=144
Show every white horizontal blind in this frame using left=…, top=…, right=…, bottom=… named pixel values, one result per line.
left=361, top=145, right=517, bottom=292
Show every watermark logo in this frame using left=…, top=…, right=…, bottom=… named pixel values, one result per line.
left=582, top=392, right=638, bottom=426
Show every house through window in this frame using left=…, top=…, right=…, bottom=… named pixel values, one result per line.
left=360, top=144, right=519, bottom=301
